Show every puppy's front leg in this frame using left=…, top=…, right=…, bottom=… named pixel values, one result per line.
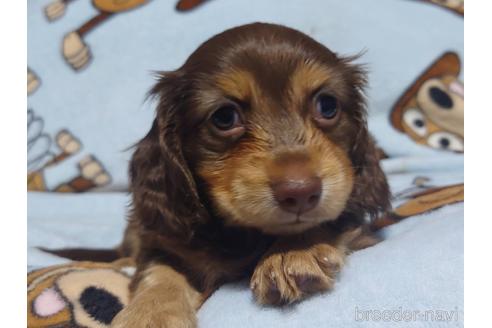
left=111, top=264, right=203, bottom=328
left=251, top=228, right=359, bottom=305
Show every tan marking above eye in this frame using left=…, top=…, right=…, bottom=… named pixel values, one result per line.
left=215, top=69, right=258, bottom=101
left=289, top=60, right=332, bottom=105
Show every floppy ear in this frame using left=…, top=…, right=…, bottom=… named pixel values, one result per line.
left=350, top=128, right=391, bottom=221
left=340, top=58, right=391, bottom=222
left=129, top=72, right=209, bottom=240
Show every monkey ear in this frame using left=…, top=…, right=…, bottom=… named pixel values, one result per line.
left=129, top=71, right=208, bottom=239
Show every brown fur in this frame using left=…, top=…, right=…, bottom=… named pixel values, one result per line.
left=112, top=23, right=390, bottom=327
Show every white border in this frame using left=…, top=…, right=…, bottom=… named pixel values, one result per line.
left=464, top=1, right=492, bottom=326
left=0, top=0, right=27, bottom=324
left=0, top=0, right=480, bottom=326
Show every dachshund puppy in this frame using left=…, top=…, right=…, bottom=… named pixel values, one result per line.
left=111, top=22, right=390, bottom=328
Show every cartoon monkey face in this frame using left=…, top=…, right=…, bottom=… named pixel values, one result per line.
left=391, top=52, right=464, bottom=153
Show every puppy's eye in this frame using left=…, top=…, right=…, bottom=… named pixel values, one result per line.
left=317, top=94, right=338, bottom=118
left=209, top=104, right=245, bottom=138
left=313, top=93, right=340, bottom=127
left=211, top=105, right=241, bottom=130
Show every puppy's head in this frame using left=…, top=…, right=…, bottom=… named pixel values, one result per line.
left=131, top=23, right=390, bottom=238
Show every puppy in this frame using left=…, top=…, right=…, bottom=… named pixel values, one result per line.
left=111, top=23, right=390, bottom=328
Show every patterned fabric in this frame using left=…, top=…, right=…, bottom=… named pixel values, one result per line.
left=28, top=109, right=111, bottom=192
left=422, top=0, right=464, bottom=16
left=390, top=52, right=463, bottom=153
left=27, top=0, right=209, bottom=192
left=28, top=260, right=135, bottom=328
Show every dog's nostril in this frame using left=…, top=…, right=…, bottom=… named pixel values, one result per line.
left=308, top=194, right=320, bottom=205
left=284, top=197, right=297, bottom=207
left=272, top=177, right=322, bottom=215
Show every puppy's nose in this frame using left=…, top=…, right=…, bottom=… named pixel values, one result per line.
left=272, top=177, right=322, bottom=214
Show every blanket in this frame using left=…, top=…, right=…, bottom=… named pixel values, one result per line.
left=28, top=260, right=134, bottom=328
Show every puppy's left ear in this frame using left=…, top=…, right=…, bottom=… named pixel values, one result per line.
left=350, top=129, right=391, bottom=221
left=341, top=57, right=391, bottom=221
left=129, top=71, right=209, bottom=240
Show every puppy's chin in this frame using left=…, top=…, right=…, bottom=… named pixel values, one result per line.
left=258, top=219, right=321, bottom=235
left=256, top=210, right=343, bottom=235
left=220, top=204, right=344, bottom=235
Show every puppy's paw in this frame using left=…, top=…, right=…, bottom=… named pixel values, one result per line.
left=250, top=244, right=344, bottom=305
left=111, top=301, right=196, bottom=328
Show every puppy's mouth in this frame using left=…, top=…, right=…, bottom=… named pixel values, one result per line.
left=260, top=213, right=319, bottom=235
left=273, top=210, right=321, bottom=228
left=285, top=213, right=313, bottom=225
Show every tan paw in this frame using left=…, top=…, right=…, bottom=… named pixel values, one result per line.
left=79, top=155, right=111, bottom=186
left=63, top=32, right=91, bottom=71
left=251, top=244, right=344, bottom=305
left=44, top=0, right=66, bottom=21
left=111, top=301, right=196, bottom=328
left=56, top=129, right=81, bottom=154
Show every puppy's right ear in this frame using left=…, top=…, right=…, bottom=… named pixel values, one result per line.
left=129, top=71, right=208, bottom=240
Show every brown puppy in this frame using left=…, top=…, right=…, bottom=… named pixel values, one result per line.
left=111, top=23, right=390, bottom=328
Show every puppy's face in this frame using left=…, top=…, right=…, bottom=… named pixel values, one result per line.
left=132, top=23, right=389, bottom=238
left=186, top=63, right=359, bottom=235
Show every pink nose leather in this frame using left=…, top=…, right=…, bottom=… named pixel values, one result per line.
left=272, top=177, right=322, bottom=214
